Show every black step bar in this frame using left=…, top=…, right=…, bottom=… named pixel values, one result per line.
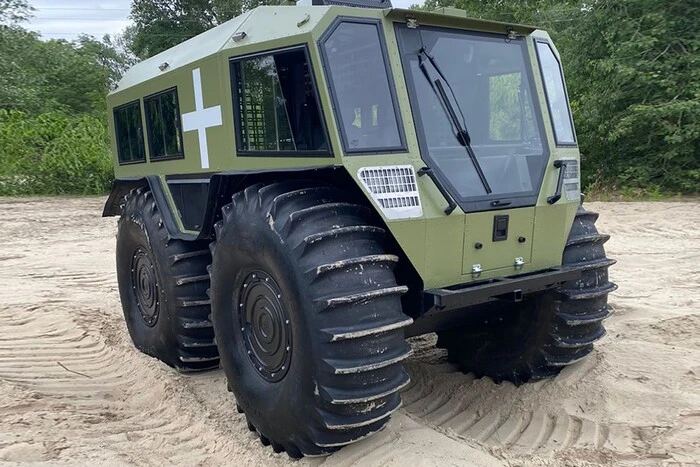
left=422, top=267, right=582, bottom=314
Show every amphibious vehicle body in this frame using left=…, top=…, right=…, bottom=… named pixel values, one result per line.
left=105, top=0, right=616, bottom=458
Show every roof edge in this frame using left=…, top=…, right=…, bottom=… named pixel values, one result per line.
left=384, top=8, right=539, bottom=34
left=110, top=10, right=255, bottom=95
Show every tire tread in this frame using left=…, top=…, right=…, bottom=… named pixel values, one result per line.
left=119, top=189, right=219, bottom=372
left=211, top=182, right=411, bottom=457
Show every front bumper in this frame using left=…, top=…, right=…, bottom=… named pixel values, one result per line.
left=405, top=267, right=582, bottom=337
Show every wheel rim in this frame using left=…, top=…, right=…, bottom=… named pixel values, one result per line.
left=131, top=247, right=159, bottom=327
left=237, top=270, right=292, bottom=382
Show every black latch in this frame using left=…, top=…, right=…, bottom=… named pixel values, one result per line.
left=493, top=215, right=509, bottom=241
left=417, top=167, right=458, bottom=215
left=547, top=160, right=568, bottom=205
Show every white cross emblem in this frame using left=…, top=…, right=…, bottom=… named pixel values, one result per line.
left=182, top=68, right=223, bottom=169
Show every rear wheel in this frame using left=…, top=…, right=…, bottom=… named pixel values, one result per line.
left=116, top=187, right=219, bottom=372
left=437, top=203, right=617, bottom=384
left=209, top=182, right=413, bottom=457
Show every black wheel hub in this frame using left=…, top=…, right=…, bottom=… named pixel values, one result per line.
left=237, top=270, right=292, bottom=382
left=131, top=247, right=159, bottom=327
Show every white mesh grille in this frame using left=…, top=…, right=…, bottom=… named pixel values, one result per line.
left=563, top=159, right=580, bottom=201
left=358, top=165, right=423, bottom=220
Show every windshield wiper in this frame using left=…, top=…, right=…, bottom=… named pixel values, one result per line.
left=418, top=48, right=492, bottom=194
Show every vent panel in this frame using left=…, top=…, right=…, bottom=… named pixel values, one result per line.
left=358, top=165, right=423, bottom=220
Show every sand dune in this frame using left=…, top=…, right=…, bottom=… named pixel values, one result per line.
left=0, top=197, right=698, bottom=466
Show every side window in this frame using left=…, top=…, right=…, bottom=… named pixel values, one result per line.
left=321, top=19, right=404, bottom=153
left=114, top=101, right=146, bottom=164
left=232, top=47, right=330, bottom=154
left=144, top=88, right=184, bottom=161
left=535, top=41, right=576, bottom=145
left=489, top=72, right=537, bottom=142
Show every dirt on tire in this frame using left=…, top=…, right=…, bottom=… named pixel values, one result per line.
left=0, top=196, right=699, bottom=466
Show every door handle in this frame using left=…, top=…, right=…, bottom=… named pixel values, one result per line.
left=547, top=160, right=568, bottom=205
left=418, top=167, right=458, bottom=215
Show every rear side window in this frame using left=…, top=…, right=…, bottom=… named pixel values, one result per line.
left=535, top=41, right=576, bottom=145
left=144, top=88, right=184, bottom=160
left=114, top=101, right=146, bottom=164
left=232, top=47, right=330, bottom=155
left=320, top=19, right=405, bottom=153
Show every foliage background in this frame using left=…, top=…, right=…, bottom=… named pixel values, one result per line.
left=0, top=0, right=134, bottom=195
left=420, top=0, right=699, bottom=196
left=0, top=0, right=697, bottom=196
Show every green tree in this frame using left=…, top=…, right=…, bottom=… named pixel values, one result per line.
left=0, top=3, right=138, bottom=195
left=0, top=26, right=44, bottom=111
left=0, top=0, right=33, bottom=24
left=0, top=27, right=133, bottom=115
left=566, top=0, right=700, bottom=193
left=81, top=34, right=138, bottom=88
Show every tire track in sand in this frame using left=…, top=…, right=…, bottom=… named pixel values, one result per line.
left=0, top=198, right=295, bottom=466
left=401, top=346, right=614, bottom=456
left=0, top=304, right=231, bottom=464
left=3, top=197, right=700, bottom=465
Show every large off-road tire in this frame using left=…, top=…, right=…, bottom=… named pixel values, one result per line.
left=437, top=203, right=617, bottom=384
left=116, top=187, right=219, bottom=372
left=209, top=182, right=413, bottom=458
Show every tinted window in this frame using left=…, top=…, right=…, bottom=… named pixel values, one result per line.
left=114, top=101, right=146, bottom=164
left=233, top=48, right=329, bottom=153
left=144, top=88, right=184, bottom=160
left=536, top=41, right=576, bottom=145
left=322, top=21, right=403, bottom=152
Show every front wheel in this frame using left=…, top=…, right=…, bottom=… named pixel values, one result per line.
left=437, top=204, right=617, bottom=384
left=209, top=183, right=413, bottom=458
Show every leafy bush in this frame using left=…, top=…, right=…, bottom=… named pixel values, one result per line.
left=566, top=0, right=700, bottom=195
left=0, top=110, right=114, bottom=195
left=0, top=20, right=129, bottom=197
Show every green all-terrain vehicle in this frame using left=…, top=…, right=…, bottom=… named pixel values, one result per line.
left=104, top=0, right=616, bottom=458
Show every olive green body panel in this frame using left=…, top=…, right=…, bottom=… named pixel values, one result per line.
left=462, top=208, right=535, bottom=275
left=107, top=6, right=580, bottom=290
left=109, top=8, right=343, bottom=178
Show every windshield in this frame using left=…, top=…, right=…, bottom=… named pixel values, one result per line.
left=396, top=25, right=547, bottom=210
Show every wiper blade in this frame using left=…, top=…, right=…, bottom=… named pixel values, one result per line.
left=434, top=78, right=470, bottom=146
left=418, top=49, right=493, bottom=194
left=434, top=79, right=492, bottom=194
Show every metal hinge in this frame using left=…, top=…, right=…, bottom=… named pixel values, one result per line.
left=514, top=257, right=524, bottom=270
left=471, top=264, right=482, bottom=279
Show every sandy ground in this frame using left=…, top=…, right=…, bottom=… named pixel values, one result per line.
left=0, top=197, right=698, bottom=466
